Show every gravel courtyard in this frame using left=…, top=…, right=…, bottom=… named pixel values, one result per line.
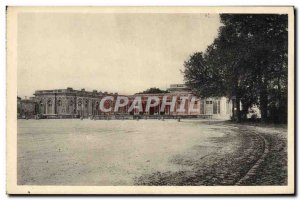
left=17, top=119, right=287, bottom=186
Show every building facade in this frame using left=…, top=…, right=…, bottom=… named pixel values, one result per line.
left=18, top=97, right=39, bottom=118
left=32, top=88, right=118, bottom=118
left=19, top=85, right=233, bottom=119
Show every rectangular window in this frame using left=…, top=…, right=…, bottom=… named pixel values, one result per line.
left=213, top=101, right=217, bottom=114
left=213, top=100, right=221, bottom=114
left=206, top=101, right=213, bottom=104
left=200, top=100, right=205, bottom=114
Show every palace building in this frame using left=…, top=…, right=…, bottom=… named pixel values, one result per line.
left=18, top=84, right=233, bottom=119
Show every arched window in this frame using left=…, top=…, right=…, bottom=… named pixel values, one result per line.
left=47, top=100, right=53, bottom=114
left=39, top=102, right=44, bottom=114
left=57, top=100, right=63, bottom=114
left=78, top=99, right=82, bottom=107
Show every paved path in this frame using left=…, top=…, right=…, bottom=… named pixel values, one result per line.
left=136, top=122, right=287, bottom=186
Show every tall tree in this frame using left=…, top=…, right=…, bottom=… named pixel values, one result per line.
left=183, top=14, right=288, bottom=123
left=183, top=52, right=225, bottom=98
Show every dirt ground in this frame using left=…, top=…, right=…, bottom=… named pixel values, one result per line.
left=17, top=119, right=287, bottom=186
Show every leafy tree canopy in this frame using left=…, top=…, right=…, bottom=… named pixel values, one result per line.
left=183, top=14, right=288, bottom=123
left=137, top=87, right=169, bottom=94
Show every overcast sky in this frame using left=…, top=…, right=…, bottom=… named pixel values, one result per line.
left=17, top=12, right=221, bottom=98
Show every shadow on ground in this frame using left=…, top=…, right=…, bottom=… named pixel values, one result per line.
left=134, top=122, right=287, bottom=186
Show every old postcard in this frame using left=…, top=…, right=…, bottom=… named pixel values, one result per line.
left=6, top=6, right=294, bottom=194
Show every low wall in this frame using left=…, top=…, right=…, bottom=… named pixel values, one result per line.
left=19, top=114, right=213, bottom=120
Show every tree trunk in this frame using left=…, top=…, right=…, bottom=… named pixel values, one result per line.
left=258, top=65, right=268, bottom=122
left=231, top=98, right=235, bottom=121
left=236, top=96, right=241, bottom=123
left=260, top=91, right=268, bottom=122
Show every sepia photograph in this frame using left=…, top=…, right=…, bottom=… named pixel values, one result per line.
left=6, top=6, right=294, bottom=194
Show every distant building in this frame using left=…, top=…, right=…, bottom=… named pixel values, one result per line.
left=19, top=84, right=233, bottom=119
left=167, top=84, right=232, bottom=118
left=167, top=84, right=190, bottom=92
left=18, top=97, right=38, bottom=118
left=33, top=87, right=118, bottom=118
